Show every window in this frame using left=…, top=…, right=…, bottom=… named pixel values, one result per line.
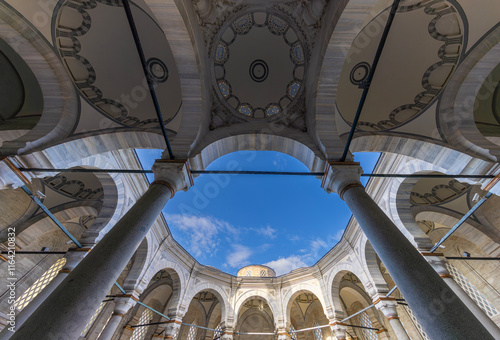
left=260, top=269, right=267, bottom=277
left=245, top=269, right=252, bottom=276
left=80, top=301, right=107, bottom=336
left=187, top=320, right=198, bottom=340
left=14, top=258, right=66, bottom=310
left=403, top=304, right=430, bottom=340
left=213, top=323, right=222, bottom=340
left=313, top=321, right=323, bottom=340
left=289, top=324, right=297, bottom=340
left=446, top=263, right=499, bottom=317
left=357, top=312, right=377, bottom=340
left=131, top=308, right=153, bottom=340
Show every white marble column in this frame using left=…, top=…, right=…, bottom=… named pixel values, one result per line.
left=98, top=295, right=137, bottom=340
left=10, top=160, right=192, bottom=340
left=373, top=296, right=410, bottom=340
left=322, top=163, right=494, bottom=340
left=424, top=253, right=500, bottom=338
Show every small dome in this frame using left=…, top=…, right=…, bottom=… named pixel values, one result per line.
left=237, top=265, right=276, bottom=278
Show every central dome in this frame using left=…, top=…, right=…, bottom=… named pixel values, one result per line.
left=212, top=11, right=306, bottom=119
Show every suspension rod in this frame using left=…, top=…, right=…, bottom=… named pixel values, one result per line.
left=17, top=167, right=497, bottom=179
left=445, top=257, right=500, bottom=261
left=122, top=0, right=174, bottom=159
left=1, top=251, right=66, bottom=254
left=340, top=0, right=401, bottom=161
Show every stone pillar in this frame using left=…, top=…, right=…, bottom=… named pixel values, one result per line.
left=98, top=295, right=137, bottom=340
left=322, top=163, right=494, bottom=340
left=0, top=247, right=90, bottom=339
left=276, top=328, right=291, bottom=340
left=373, top=296, right=410, bottom=340
left=10, top=160, right=192, bottom=340
left=220, top=326, right=234, bottom=340
left=329, top=320, right=347, bottom=340
left=163, top=316, right=182, bottom=340
left=424, top=253, right=500, bottom=338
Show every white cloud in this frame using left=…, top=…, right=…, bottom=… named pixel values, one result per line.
left=254, top=225, right=277, bottom=239
left=226, top=244, right=252, bottom=268
left=165, top=214, right=240, bottom=258
left=310, top=238, right=328, bottom=257
left=328, top=229, right=345, bottom=243
left=265, top=255, right=309, bottom=276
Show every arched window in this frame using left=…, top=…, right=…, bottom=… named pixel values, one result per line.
left=260, top=269, right=267, bottom=277
left=14, top=258, right=66, bottom=310
left=245, top=269, right=252, bottom=276
left=446, top=263, right=499, bottom=318
left=187, top=320, right=198, bottom=340
left=289, top=324, right=297, bottom=340
left=131, top=308, right=153, bottom=340
left=80, top=301, right=107, bottom=336
left=357, top=311, right=377, bottom=340
left=213, top=323, right=222, bottom=340
left=313, top=321, right=323, bottom=340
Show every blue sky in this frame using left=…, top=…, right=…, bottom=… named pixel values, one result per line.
left=136, top=149, right=379, bottom=276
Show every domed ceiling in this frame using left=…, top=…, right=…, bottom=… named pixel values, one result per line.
left=337, top=0, right=463, bottom=132
left=212, top=11, right=306, bottom=119
left=55, top=0, right=182, bottom=133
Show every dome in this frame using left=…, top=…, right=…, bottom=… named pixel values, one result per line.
left=237, top=264, right=276, bottom=278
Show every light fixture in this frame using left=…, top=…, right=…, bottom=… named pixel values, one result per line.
left=462, top=251, right=471, bottom=258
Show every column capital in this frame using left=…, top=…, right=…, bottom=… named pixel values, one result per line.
left=277, top=328, right=292, bottom=340
left=329, top=320, right=347, bottom=340
left=0, top=157, right=34, bottom=190
left=372, top=297, right=399, bottom=319
left=152, top=159, right=193, bottom=195
left=113, top=295, right=138, bottom=315
left=421, top=252, right=450, bottom=276
left=321, top=162, right=363, bottom=198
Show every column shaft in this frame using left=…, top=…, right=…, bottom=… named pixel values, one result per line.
left=10, top=183, right=173, bottom=339
left=342, top=186, right=493, bottom=339
left=388, top=318, right=409, bottom=340
left=98, top=314, right=123, bottom=340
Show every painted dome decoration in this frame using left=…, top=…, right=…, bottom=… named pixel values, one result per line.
left=212, top=11, right=307, bottom=119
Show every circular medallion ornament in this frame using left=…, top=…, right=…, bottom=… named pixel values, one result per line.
left=350, top=62, right=370, bottom=85
left=147, top=58, right=169, bottom=83
left=212, top=11, right=306, bottom=119
left=249, top=59, right=269, bottom=83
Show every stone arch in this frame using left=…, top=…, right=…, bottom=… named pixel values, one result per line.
left=121, top=238, right=150, bottom=291
left=190, top=134, right=327, bottom=174
left=139, top=258, right=186, bottom=312
left=283, top=286, right=329, bottom=328
left=0, top=4, right=77, bottom=156
left=235, top=307, right=275, bottom=340
left=0, top=166, right=121, bottom=245
left=361, top=241, right=390, bottom=295
left=439, top=25, right=500, bottom=162
left=181, top=284, right=230, bottom=324
left=234, top=291, right=279, bottom=329
left=390, top=159, right=458, bottom=250
left=328, top=264, right=375, bottom=320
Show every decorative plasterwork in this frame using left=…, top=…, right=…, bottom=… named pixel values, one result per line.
left=337, top=0, right=464, bottom=131
left=193, top=0, right=327, bottom=130
left=55, top=0, right=182, bottom=130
